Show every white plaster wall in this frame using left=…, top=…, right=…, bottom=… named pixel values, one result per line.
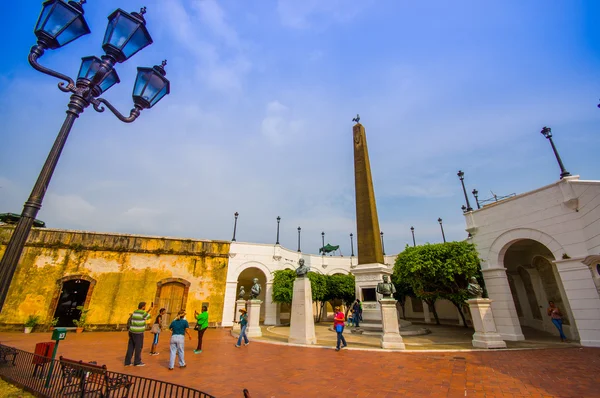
left=465, top=176, right=600, bottom=346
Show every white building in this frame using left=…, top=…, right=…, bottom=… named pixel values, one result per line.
left=221, top=242, right=398, bottom=327
left=465, top=175, right=600, bottom=347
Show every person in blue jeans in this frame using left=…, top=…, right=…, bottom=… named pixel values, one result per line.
left=235, top=308, right=249, bottom=347
left=168, top=310, right=192, bottom=370
left=334, top=306, right=347, bottom=351
left=547, top=301, right=567, bottom=342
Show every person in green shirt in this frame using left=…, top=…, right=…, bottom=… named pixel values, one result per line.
left=194, top=306, right=209, bottom=354
left=124, top=301, right=153, bottom=367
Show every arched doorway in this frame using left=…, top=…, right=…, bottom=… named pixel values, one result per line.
left=52, top=276, right=96, bottom=328
left=236, top=267, right=267, bottom=322
left=154, top=278, right=190, bottom=326
left=503, top=239, right=575, bottom=339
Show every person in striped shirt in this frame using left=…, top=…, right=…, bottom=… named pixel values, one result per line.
left=124, top=301, right=153, bottom=367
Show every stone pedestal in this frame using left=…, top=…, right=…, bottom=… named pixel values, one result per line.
left=288, top=277, right=317, bottom=345
left=379, top=298, right=405, bottom=349
left=246, top=299, right=263, bottom=338
left=351, top=263, right=392, bottom=331
left=467, top=298, right=507, bottom=349
left=233, top=299, right=246, bottom=331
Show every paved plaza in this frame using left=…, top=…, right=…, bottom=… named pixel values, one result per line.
left=1, top=329, right=599, bottom=398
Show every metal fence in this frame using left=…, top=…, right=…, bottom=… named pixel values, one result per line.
left=0, top=344, right=215, bottom=397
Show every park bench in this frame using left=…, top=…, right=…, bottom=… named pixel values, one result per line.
left=59, top=357, right=132, bottom=397
left=0, top=345, right=18, bottom=366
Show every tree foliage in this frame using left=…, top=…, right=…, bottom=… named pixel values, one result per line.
left=393, top=241, right=480, bottom=326
left=271, top=270, right=356, bottom=322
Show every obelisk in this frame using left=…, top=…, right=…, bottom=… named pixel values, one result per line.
left=351, top=115, right=392, bottom=332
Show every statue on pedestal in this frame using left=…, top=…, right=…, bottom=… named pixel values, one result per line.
left=238, top=286, right=246, bottom=300
left=467, top=277, right=483, bottom=298
left=376, top=275, right=396, bottom=298
left=250, top=278, right=262, bottom=299
left=295, top=258, right=310, bottom=278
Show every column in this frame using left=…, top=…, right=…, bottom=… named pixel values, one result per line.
left=264, top=282, right=278, bottom=325
left=221, top=281, right=238, bottom=327
left=467, top=298, right=507, bottom=349
left=379, top=298, right=405, bottom=349
left=246, top=300, right=263, bottom=338
left=423, top=300, right=431, bottom=324
left=482, top=267, right=525, bottom=341
left=232, top=299, right=246, bottom=331
left=555, top=259, right=600, bottom=347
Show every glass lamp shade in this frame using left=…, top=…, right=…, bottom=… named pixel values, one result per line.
left=77, top=56, right=120, bottom=95
left=34, top=0, right=90, bottom=49
left=132, top=63, right=170, bottom=109
left=102, top=9, right=153, bottom=63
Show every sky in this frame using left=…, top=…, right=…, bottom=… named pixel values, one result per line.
left=1, top=0, right=599, bottom=256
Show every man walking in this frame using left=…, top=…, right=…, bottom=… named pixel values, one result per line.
left=124, top=301, right=152, bottom=367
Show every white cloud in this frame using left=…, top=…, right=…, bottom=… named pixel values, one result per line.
left=43, top=194, right=96, bottom=227
left=261, top=101, right=304, bottom=145
left=276, top=0, right=370, bottom=29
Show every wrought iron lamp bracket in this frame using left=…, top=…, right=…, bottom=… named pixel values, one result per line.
left=93, top=98, right=142, bottom=123
left=29, top=43, right=76, bottom=93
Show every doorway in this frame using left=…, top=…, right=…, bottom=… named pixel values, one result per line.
left=53, top=279, right=91, bottom=327
left=155, top=280, right=189, bottom=325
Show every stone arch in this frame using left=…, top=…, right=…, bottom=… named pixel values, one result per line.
left=487, top=228, right=565, bottom=268
left=282, top=263, right=296, bottom=271
left=230, top=261, right=273, bottom=283
left=48, top=274, right=97, bottom=327
left=153, top=277, right=191, bottom=323
left=326, top=268, right=350, bottom=276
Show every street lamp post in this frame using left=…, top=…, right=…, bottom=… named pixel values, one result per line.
left=380, top=231, right=386, bottom=256
left=232, top=212, right=239, bottom=242
left=457, top=170, right=473, bottom=212
left=0, top=1, right=170, bottom=311
left=410, top=226, right=416, bottom=247
left=321, top=232, right=325, bottom=255
left=472, top=189, right=481, bottom=209
left=540, top=127, right=571, bottom=179
left=297, top=227, right=301, bottom=252
left=350, top=233, right=354, bottom=257
left=275, top=216, right=281, bottom=245
left=438, top=218, right=446, bottom=243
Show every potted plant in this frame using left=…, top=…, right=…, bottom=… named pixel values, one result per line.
left=73, top=306, right=90, bottom=333
left=24, top=314, right=41, bottom=334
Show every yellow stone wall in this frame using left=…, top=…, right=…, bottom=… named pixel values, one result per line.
left=0, top=226, right=230, bottom=328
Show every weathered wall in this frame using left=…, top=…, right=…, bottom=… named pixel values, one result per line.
left=0, top=227, right=230, bottom=328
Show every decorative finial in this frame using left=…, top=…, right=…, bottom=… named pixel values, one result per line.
left=140, top=6, right=147, bottom=15
left=352, top=114, right=360, bottom=124
left=154, top=60, right=168, bottom=76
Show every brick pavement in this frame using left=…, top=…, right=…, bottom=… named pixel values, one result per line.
left=1, top=329, right=599, bottom=398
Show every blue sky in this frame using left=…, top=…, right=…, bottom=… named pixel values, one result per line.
left=1, top=0, right=599, bottom=255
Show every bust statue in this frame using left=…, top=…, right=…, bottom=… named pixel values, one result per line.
left=467, top=277, right=483, bottom=298
left=250, top=278, right=262, bottom=299
left=238, top=286, right=246, bottom=300
left=376, top=275, right=396, bottom=298
left=295, top=258, right=310, bottom=278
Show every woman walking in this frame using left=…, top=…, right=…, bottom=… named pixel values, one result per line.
left=150, top=308, right=166, bottom=356
left=334, top=306, right=347, bottom=351
left=547, top=301, right=568, bottom=342
left=168, top=310, right=192, bottom=370
left=235, top=308, right=249, bottom=348
left=194, top=306, right=209, bottom=354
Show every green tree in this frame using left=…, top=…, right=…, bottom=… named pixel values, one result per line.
left=271, top=269, right=296, bottom=305
left=307, top=272, right=328, bottom=322
left=326, top=274, right=356, bottom=318
left=393, top=241, right=480, bottom=327
left=391, top=278, right=413, bottom=320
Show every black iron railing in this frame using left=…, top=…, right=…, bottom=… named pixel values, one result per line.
left=0, top=344, right=215, bottom=397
